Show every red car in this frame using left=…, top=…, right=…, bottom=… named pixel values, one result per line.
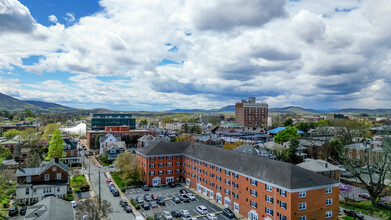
left=151, top=194, right=158, bottom=200
left=358, top=193, right=370, bottom=199
left=106, top=179, right=111, bottom=184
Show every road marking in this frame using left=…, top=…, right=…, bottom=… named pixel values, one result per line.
left=208, top=206, right=217, bottom=212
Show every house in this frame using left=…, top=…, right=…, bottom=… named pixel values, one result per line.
left=15, top=158, right=69, bottom=205
left=297, top=159, right=340, bottom=181
left=234, top=144, right=274, bottom=158
left=137, top=134, right=170, bottom=148
left=23, top=196, right=74, bottom=220
left=193, top=135, right=225, bottom=146
left=61, top=138, right=81, bottom=166
left=99, top=133, right=120, bottom=154
left=101, top=142, right=126, bottom=160
left=0, top=135, right=21, bottom=154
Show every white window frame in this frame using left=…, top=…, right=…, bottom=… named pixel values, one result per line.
left=299, top=202, right=306, bottom=210
left=299, top=191, right=306, bottom=198
left=326, top=187, right=332, bottom=194
left=57, top=173, right=61, bottom=180
left=280, top=201, right=287, bottom=209
left=299, top=216, right=306, bottom=220
left=326, top=198, right=332, bottom=206
left=266, top=184, right=272, bottom=192
left=265, top=195, right=273, bottom=203
left=326, top=211, right=332, bottom=218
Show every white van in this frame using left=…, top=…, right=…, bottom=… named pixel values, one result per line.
left=196, top=205, right=208, bottom=214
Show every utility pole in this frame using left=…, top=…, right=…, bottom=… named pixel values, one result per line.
left=88, top=158, right=91, bottom=180
left=98, top=167, right=101, bottom=212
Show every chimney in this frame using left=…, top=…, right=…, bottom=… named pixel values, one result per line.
left=54, top=157, right=59, bottom=163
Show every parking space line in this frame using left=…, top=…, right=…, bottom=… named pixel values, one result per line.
left=208, top=205, right=217, bottom=212
left=219, top=214, right=229, bottom=220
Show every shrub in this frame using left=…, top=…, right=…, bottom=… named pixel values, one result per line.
left=130, top=199, right=137, bottom=206
left=74, top=188, right=81, bottom=193
left=134, top=204, right=141, bottom=210
left=146, top=217, right=154, bottom=220
left=80, top=183, right=90, bottom=192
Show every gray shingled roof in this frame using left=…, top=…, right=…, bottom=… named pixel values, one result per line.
left=137, top=142, right=337, bottom=189
left=234, top=145, right=259, bottom=156
left=24, top=196, right=74, bottom=220
left=16, top=159, right=69, bottom=177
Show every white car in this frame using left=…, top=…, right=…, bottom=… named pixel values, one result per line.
left=186, top=193, right=196, bottom=200
left=162, top=211, right=173, bottom=220
left=196, top=205, right=208, bottom=215
left=71, top=200, right=77, bottom=208
left=206, top=213, right=217, bottom=220
left=180, top=210, right=191, bottom=218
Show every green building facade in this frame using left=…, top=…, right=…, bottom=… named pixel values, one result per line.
left=87, top=113, right=136, bottom=130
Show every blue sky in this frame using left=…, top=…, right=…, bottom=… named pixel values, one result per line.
left=0, top=0, right=390, bottom=111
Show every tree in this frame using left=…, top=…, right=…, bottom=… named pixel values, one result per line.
left=161, top=117, right=176, bottom=125
left=25, top=147, right=43, bottom=168
left=330, top=139, right=344, bottom=163
left=114, top=152, right=142, bottom=186
left=344, top=126, right=391, bottom=206
left=94, top=134, right=104, bottom=149
left=0, top=146, right=13, bottom=162
left=339, top=184, right=353, bottom=205
left=41, top=123, right=61, bottom=141
left=24, top=109, right=35, bottom=118
left=190, top=125, right=202, bottom=134
left=274, top=126, right=300, bottom=144
left=75, top=197, right=113, bottom=220
left=46, top=130, right=64, bottom=160
left=284, top=118, right=293, bottom=127
left=175, top=134, right=194, bottom=142
left=222, top=141, right=246, bottom=150
left=20, top=128, right=40, bottom=147
left=285, top=137, right=302, bottom=164
left=139, top=119, right=148, bottom=125
left=3, top=129, right=20, bottom=139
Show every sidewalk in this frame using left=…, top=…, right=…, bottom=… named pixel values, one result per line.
left=182, top=184, right=246, bottom=220
left=106, top=171, right=142, bottom=217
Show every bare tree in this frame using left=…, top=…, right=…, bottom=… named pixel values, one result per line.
left=344, top=125, right=391, bottom=206
left=75, top=197, right=113, bottom=220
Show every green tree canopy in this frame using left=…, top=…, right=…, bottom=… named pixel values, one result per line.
left=3, top=129, right=20, bottom=139
left=274, top=126, right=300, bottom=144
left=284, top=118, right=293, bottom=127
left=20, top=128, right=40, bottom=147
left=94, top=134, right=105, bottom=149
left=46, top=130, right=64, bottom=160
left=42, top=123, right=61, bottom=141
left=0, top=146, right=13, bottom=160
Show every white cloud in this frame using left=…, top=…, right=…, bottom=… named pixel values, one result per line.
left=64, top=12, right=75, bottom=23
left=48, top=15, right=58, bottom=23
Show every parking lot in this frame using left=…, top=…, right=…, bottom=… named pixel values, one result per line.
left=126, top=185, right=234, bottom=220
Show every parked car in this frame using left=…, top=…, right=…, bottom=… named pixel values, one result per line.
left=125, top=206, right=132, bottom=213
left=162, top=210, right=173, bottom=220
left=157, top=197, right=166, bottom=205
left=222, top=208, right=236, bottom=218
left=144, top=194, right=152, bottom=202
left=196, top=205, right=208, bottom=215
left=141, top=185, right=150, bottom=191
left=109, top=186, right=116, bottom=192
left=180, top=209, right=191, bottom=218
left=179, top=194, right=190, bottom=203
left=120, top=200, right=128, bottom=207
left=171, top=210, right=182, bottom=218
left=179, top=189, right=190, bottom=195
left=20, top=206, right=27, bottom=216
left=343, top=209, right=364, bottom=220
left=172, top=196, right=180, bottom=203
left=206, top=213, right=217, bottom=220
left=150, top=201, right=158, bottom=208
left=151, top=194, right=158, bottom=200
left=112, top=189, right=120, bottom=197
left=341, top=171, right=354, bottom=178
left=143, top=202, right=150, bottom=210
left=168, top=182, right=178, bottom=188
left=186, top=193, right=196, bottom=200
left=8, top=206, right=18, bottom=216
left=109, top=164, right=114, bottom=168
left=358, top=193, right=370, bottom=200
left=106, top=179, right=111, bottom=184
left=136, top=196, right=145, bottom=204
left=71, top=200, right=77, bottom=208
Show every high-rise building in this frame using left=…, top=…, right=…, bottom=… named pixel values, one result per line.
left=87, top=113, right=136, bottom=130
left=235, top=97, right=268, bottom=127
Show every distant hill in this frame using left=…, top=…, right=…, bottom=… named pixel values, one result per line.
left=269, top=106, right=320, bottom=114
left=0, top=92, right=77, bottom=113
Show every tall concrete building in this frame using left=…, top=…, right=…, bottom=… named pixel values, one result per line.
left=235, top=97, right=268, bottom=127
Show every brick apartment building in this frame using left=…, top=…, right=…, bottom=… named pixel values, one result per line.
left=235, top=97, right=268, bottom=128
left=86, top=126, right=156, bottom=148
left=136, top=142, right=339, bottom=220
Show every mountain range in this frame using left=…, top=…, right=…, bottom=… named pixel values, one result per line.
left=1, top=92, right=391, bottom=115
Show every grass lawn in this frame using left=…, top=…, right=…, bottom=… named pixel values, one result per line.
left=111, top=172, right=125, bottom=189
left=340, top=200, right=391, bottom=220
left=70, top=175, right=87, bottom=187
left=103, top=162, right=112, bottom=167
left=341, top=217, right=356, bottom=220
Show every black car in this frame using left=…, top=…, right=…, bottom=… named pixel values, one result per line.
left=20, top=206, right=27, bottom=216
left=143, top=202, right=151, bottom=210
left=172, top=196, right=180, bottom=203
left=144, top=194, right=152, bottom=202
left=179, top=194, right=190, bottom=203
left=112, top=189, right=120, bottom=197
left=141, top=185, right=150, bottom=191
left=171, top=210, right=182, bottom=218
left=223, top=208, right=236, bottom=218
left=125, top=206, right=132, bottom=213
left=157, top=197, right=165, bottom=206
left=343, top=210, right=364, bottom=220
left=8, top=206, right=18, bottom=216
left=119, top=200, right=128, bottom=207
left=179, top=189, right=190, bottom=195
left=168, top=182, right=178, bottom=188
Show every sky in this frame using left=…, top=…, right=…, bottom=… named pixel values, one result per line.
left=0, top=0, right=390, bottom=111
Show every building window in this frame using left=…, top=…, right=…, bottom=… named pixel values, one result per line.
left=250, top=200, right=257, bottom=208
left=167, top=156, right=173, bottom=160
left=280, top=214, right=287, bottom=220
left=217, top=185, right=221, bottom=191
left=225, top=170, right=230, bottom=176
left=225, top=189, right=230, bottom=195
left=176, top=162, right=180, bottom=166
left=203, top=162, right=208, bottom=168
left=250, top=179, right=257, bottom=186
left=159, top=163, right=164, bottom=167
left=197, top=176, right=201, bottom=181
left=203, top=170, right=207, bottom=175
left=234, top=173, right=239, bottom=179
left=326, top=198, right=332, bottom=206
left=204, top=179, right=208, bottom=184
left=299, top=202, right=306, bottom=210
left=159, top=156, right=164, bottom=160
left=26, top=188, right=29, bottom=195
left=280, top=201, right=287, bottom=209
left=197, top=168, right=201, bottom=173
left=326, top=187, right=332, bottom=194
left=265, top=195, right=273, bottom=203
left=167, top=170, right=173, bottom=174
left=167, top=162, right=173, bottom=167
left=217, top=176, right=221, bottom=181
left=150, top=164, right=155, bottom=168
left=192, top=174, right=195, bottom=178
left=250, top=189, right=257, bottom=197
left=52, top=166, right=56, bottom=171
left=176, top=155, right=181, bottom=159
left=210, top=165, right=215, bottom=169
left=265, top=207, right=273, bottom=216
left=280, top=189, right=286, bottom=197
left=233, top=193, right=238, bottom=199
left=176, top=169, right=180, bottom=173
left=198, top=161, right=202, bottom=165
left=299, top=191, right=306, bottom=198
left=45, top=174, right=50, bottom=181
left=150, top=172, right=154, bottom=176
left=142, top=163, right=145, bottom=167
left=299, top=216, right=306, bottom=220
left=26, top=176, right=31, bottom=183
left=159, top=171, right=163, bottom=175
left=326, top=211, right=332, bottom=218
left=57, top=187, right=61, bottom=192
left=210, top=182, right=214, bottom=187
left=217, top=167, right=221, bottom=173
left=265, top=184, right=272, bottom=191
left=57, top=173, right=61, bottom=180
left=151, top=157, right=155, bottom=161
left=234, top=182, right=238, bottom=189
left=225, top=179, right=230, bottom=185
